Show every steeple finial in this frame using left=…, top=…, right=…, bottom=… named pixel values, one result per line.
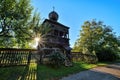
left=53, top=6, right=55, bottom=11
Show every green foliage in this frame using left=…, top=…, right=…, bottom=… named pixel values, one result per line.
left=73, top=20, right=120, bottom=61
left=49, top=51, right=65, bottom=68
left=96, top=48, right=117, bottom=61
left=73, top=20, right=104, bottom=53
left=0, top=0, right=51, bottom=48
left=0, top=0, right=49, bottom=48
left=0, top=0, right=34, bottom=48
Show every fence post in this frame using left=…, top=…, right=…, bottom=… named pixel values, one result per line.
left=27, top=51, right=31, bottom=65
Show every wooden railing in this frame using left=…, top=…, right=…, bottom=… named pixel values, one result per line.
left=0, top=48, right=36, bottom=67
left=71, top=52, right=98, bottom=63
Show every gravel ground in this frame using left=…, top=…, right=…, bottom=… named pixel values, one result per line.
left=61, top=63, right=120, bottom=80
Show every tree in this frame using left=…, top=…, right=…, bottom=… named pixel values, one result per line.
left=73, top=20, right=120, bottom=61
left=96, top=28, right=120, bottom=61
left=0, top=0, right=33, bottom=48
left=0, top=0, right=52, bottom=48
left=73, top=20, right=103, bottom=54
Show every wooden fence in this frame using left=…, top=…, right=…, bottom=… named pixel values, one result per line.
left=0, top=48, right=36, bottom=67
left=0, top=48, right=98, bottom=67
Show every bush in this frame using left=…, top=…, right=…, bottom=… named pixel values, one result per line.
left=96, top=48, right=117, bottom=62
left=49, top=51, right=65, bottom=68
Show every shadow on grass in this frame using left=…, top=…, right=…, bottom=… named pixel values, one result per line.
left=20, top=65, right=36, bottom=80
left=0, top=60, right=37, bottom=80
left=20, top=61, right=37, bottom=80
left=0, top=61, right=97, bottom=80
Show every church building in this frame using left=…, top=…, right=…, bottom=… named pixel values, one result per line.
left=42, top=10, right=71, bottom=54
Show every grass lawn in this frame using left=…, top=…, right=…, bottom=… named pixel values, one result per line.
left=0, top=60, right=111, bottom=80
left=37, top=62, right=98, bottom=80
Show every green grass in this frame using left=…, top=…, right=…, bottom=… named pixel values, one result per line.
left=37, top=62, right=96, bottom=80
left=0, top=66, right=26, bottom=80
left=0, top=60, right=119, bottom=80
left=0, top=60, right=37, bottom=80
left=0, top=61, right=99, bottom=80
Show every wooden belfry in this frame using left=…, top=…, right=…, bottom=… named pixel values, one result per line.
left=42, top=8, right=71, bottom=54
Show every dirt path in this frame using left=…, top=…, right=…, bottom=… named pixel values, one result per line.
left=61, top=63, right=120, bottom=80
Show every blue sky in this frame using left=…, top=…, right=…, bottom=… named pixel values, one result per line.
left=31, top=0, right=120, bottom=47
